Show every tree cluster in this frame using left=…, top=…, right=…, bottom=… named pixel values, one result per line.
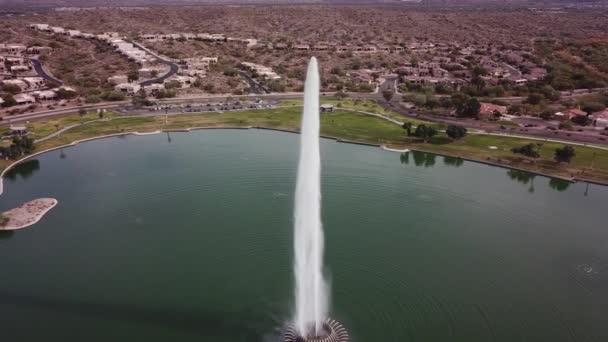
left=0, top=136, right=35, bottom=160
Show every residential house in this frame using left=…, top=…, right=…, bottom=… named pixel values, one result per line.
left=26, top=46, right=52, bottom=55
left=274, top=43, right=288, bottom=50
left=1, top=44, right=27, bottom=56
left=32, top=90, right=57, bottom=100
left=313, top=44, right=330, bottom=51
left=67, top=30, right=83, bottom=38
left=10, top=65, right=31, bottom=74
left=554, top=108, right=586, bottom=121
left=524, top=67, right=547, bottom=81
left=138, top=68, right=154, bottom=78
left=30, top=23, right=50, bottom=31
left=107, top=75, right=129, bottom=85
left=115, top=83, right=142, bottom=96
left=350, top=70, right=373, bottom=84
left=14, top=93, right=35, bottom=105
left=2, top=79, right=28, bottom=91
left=143, top=84, right=165, bottom=96
left=23, top=77, right=46, bottom=89
left=241, top=62, right=281, bottom=80
left=479, top=102, right=508, bottom=119
left=591, top=110, right=608, bottom=128
left=50, top=27, right=65, bottom=34
left=165, top=75, right=196, bottom=88
left=294, top=44, right=310, bottom=51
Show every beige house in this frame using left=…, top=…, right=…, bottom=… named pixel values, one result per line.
left=2, top=79, right=28, bottom=91
left=115, top=83, right=142, bottom=96
left=107, top=75, right=129, bottom=85
left=23, top=77, right=46, bottom=89
left=33, top=90, right=57, bottom=100
left=0, top=44, right=27, bottom=56
left=14, top=93, right=36, bottom=105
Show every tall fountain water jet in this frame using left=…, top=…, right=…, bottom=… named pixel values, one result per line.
left=286, top=57, right=349, bottom=342
left=293, top=56, right=328, bottom=337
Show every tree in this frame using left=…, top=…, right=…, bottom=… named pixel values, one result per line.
left=412, top=124, right=438, bottom=142
left=0, top=213, right=8, bottom=226
left=554, top=145, right=575, bottom=163
left=558, top=121, right=573, bottom=130
left=402, top=122, right=412, bottom=136
left=164, top=80, right=181, bottom=89
left=334, top=90, right=348, bottom=98
left=512, top=143, right=540, bottom=158
left=85, top=95, right=101, bottom=104
left=446, top=125, right=467, bottom=139
left=1, top=93, right=16, bottom=107
left=132, top=89, right=151, bottom=107
left=1, top=83, right=21, bottom=94
left=101, top=90, right=126, bottom=102
left=454, top=96, right=482, bottom=118
left=382, top=89, right=394, bottom=103
left=549, top=178, right=571, bottom=191
left=56, top=87, right=77, bottom=100
left=540, top=110, right=553, bottom=121
left=78, top=108, right=87, bottom=118
left=571, top=115, right=590, bottom=126
left=581, top=102, right=605, bottom=115
left=526, top=93, right=545, bottom=105
left=127, top=70, right=139, bottom=82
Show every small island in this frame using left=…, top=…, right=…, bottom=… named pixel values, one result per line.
left=0, top=198, right=58, bottom=230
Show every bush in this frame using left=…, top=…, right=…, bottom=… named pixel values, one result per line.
left=100, top=91, right=125, bottom=102
left=571, top=115, right=590, bottom=126
left=85, top=95, right=101, bottom=104
left=56, top=88, right=78, bottom=100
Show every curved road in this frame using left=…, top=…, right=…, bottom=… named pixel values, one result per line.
left=130, top=41, right=179, bottom=86
left=31, top=59, right=63, bottom=85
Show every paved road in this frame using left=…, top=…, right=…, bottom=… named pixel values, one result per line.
left=238, top=70, right=269, bottom=94
left=130, top=41, right=179, bottom=87
left=30, top=59, right=63, bottom=85
left=375, top=79, right=608, bottom=146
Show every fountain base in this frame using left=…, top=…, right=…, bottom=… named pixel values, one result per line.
left=284, top=318, right=349, bottom=342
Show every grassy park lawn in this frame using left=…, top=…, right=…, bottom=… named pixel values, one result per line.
left=2, top=105, right=608, bottom=182
left=282, top=97, right=428, bottom=125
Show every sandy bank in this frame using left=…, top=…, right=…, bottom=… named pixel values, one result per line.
left=1, top=198, right=58, bottom=230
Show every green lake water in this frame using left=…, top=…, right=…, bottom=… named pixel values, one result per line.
left=0, top=129, right=606, bottom=341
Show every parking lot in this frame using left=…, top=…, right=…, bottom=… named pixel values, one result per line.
left=122, top=99, right=282, bottom=116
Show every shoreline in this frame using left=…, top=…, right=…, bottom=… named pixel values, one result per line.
left=1, top=198, right=58, bottom=230
left=0, top=126, right=606, bottom=198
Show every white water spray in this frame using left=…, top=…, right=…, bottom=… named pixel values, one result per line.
left=293, top=57, right=329, bottom=337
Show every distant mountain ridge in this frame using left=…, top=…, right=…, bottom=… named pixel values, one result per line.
left=1, top=0, right=606, bottom=11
